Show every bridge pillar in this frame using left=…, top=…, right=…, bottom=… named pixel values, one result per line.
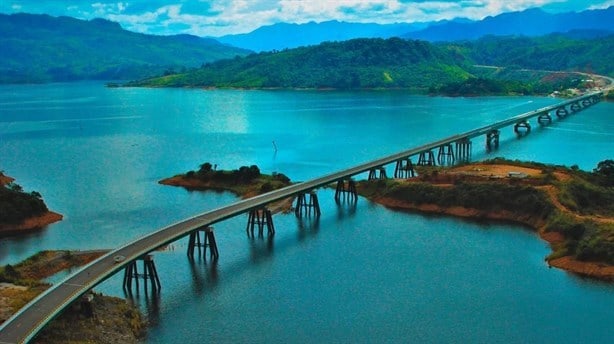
left=555, top=107, right=568, bottom=118
left=455, top=138, right=472, bottom=162
left=246, top=208, right=275, bottom=237
left=582, top=98, right=592, bottom=107
left=334, top=179, right=357, bottom=202
left=368, top=166, right=387, bottom=180
left=394, top=158, right=415, bottom=178
left=123, top=254, right=161, bottom=295
left=486, top=130, right=500, bottom=151
left=437, top=144, right=455, bottom=165
left=187, top=226, right=219, bottom=260
left=417, top=150, right=436, bottom=166
left=570, top=101, right=582, bottom=113
left=537, top=112, right=552, bottom=125
left=514, top=120, right=531, bottom=135
left=295, top=191, right=321, bottom=217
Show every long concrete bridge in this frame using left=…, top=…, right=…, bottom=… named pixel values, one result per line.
left=0, top=90, right=604, bottom=343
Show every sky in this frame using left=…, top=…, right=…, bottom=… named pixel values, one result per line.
left=1, top=0, right=612, bottom=37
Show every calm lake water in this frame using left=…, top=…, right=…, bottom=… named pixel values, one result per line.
left=0, top=82, right=612, bottom=343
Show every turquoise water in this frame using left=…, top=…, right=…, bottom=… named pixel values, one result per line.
left=0, top=82, right=612, bottom=343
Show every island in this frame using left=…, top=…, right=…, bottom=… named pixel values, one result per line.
left=160, top=162, right=292, bottom=198
left=357, top=159, right=614, bottom=281
left=0, top=172, right=62, bottom=236
left=0, top=250, right=145, bottom=343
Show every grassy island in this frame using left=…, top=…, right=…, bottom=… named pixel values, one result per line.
left=0, top=250, right=146, bottom=343
left=160, top=162, right=292, bottom=198
left=0, top=172, right=62, bottom=236
left=357, top=159, right=614, bottom=281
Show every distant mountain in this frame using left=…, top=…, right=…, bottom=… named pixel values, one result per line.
left=0, top=13, right=251, bottom=83
left=127, top=37, right=471, bottom=89
left=216, top=20, right=428, bottom=52
left=405, top=7, right=614, bottom=41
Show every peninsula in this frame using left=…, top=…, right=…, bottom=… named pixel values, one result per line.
left=357, top=159, right=614, bottom=281
left=0, top=172, right=62, bottom=236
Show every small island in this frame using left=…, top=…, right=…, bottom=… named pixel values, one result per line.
left=357, top=159, right=614, bottom=281
left=0, top=250, right=146, bottom=343
left=160, top=162, right=292, bottom=198
left=0, top=172, right=63, bottom=236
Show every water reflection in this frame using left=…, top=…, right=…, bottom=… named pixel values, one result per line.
left=187, top=258, right=219, bottom=295
left=335, top=199, right=357, bottom=220
left=296, top=217, right=320, bottom=242
left=127, top=291, right=161, bottom=327
left=248, top=236, right=275, bottom=263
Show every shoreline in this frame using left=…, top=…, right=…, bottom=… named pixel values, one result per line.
left=0, top=211, right=63, bottom=237
left=371, top=196, right=614, bottom=281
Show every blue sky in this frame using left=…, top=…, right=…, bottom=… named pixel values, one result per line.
left=1, top=0, right=612, bottom=36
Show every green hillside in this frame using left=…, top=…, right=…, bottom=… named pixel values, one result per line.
left=0, top=13, right=251, bottom=83
left=458, top=33, right=614, bottom=76
left=128, top=33, right=613, bottom=92
left=126, top=38, right=471, bottom=89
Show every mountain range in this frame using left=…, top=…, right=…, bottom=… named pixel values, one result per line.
left=0, top=6, right=612, bottom=84
left=0, top=13, right=250, bottom=83
left=216, top=7, right=613, bottom=52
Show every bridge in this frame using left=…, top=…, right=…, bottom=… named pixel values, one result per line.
left=0, top=90, right=604, bottom=343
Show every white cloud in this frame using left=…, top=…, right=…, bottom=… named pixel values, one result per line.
left=1, top=0, right=599, bottom=36
left=588, top=0, right=614, bottom=10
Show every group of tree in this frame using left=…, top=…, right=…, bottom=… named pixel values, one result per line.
left=0, top=181, right=48, bottom=224
left=129, top=32, right=613, bottom=94
left=0, top=13, right=250, bottom=83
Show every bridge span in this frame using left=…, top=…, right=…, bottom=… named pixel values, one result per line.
left=0, top=90, right=604, bottom=343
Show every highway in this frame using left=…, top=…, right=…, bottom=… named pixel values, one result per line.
left=0, top=90, right=603, bottom=344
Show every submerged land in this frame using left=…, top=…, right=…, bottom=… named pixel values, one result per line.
left=357, top=159, right=614, bottom=280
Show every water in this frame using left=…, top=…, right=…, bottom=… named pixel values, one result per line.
left=0, top=82, right=612, bottom=343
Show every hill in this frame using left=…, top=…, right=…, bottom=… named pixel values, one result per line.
left=0, top=13, right=251, bottom=83
left=126, top=37, right=470, bottom=89
left=461, top=32, right=614, bottom=77
left=405, top=7, right=613, bottom=42
left=216, top=20, right=427, bottom=52
left=127, top=32, right=613, bottom=92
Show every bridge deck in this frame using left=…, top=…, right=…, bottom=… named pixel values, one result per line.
left=0, top=91, right=602, bottom=344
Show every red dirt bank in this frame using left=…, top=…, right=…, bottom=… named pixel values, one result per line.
left=364, top=164, right=614, bottom=281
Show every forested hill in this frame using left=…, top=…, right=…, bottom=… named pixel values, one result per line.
left=126, top=38, right=471, bottom=89
left=128, top=33, right=613, bottom=92
left=463, top=32, right=614, bottom=77
left=0, top=13, right=251, bottom=83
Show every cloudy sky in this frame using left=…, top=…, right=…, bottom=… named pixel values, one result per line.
left=1, top=0, right=612, bottom=37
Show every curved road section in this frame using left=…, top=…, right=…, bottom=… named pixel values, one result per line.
left=0, top=91, right=604, bottom=344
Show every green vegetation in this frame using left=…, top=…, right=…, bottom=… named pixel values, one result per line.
left=386, top=181, right=553, bottom=218
left=163, top=163, right=292, bottom=197
left=128, top=33, right=613, bottom=94
left=358, top=159, right=614, bottom=266
left=0, top=13, right=250, bottom=83
left=0, top=177, right=48, bottom=225
left=126, top=38, right=471, bottom=89
left=458, top=33, right=614, bottom=77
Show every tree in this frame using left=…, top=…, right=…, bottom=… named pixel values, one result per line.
left=594, top=159, right=614, bottom=177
